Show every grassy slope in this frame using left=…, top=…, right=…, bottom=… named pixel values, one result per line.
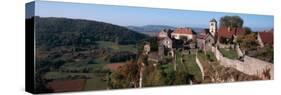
left=96, top=41, right=137, bottom=53
left=219, top=48, right=238, bottom=59
left=175, top=50, right=202, bottom=82
left=182, top=54, right=202, bottom=82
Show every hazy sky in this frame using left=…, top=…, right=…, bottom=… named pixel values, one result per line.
left=28, top=1, right=273, bottom=29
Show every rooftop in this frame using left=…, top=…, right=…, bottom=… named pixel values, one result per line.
left=217, top=27, right=245, bottom=38
left=172, top=28, right=194, bottom=35
left=259, top=31, right=273, bottom=45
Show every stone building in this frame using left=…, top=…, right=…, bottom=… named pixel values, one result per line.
left=209, top=18, right=217, bottom=37
left=158, top=29, right=173, bottom=39
left=171, top=28, right=195, bottom=40
left=159, top=37, right=173, bottom=49
left=197, top=19, right=216, bottom=51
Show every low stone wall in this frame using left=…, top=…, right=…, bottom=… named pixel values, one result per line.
left=195, top=54, right=205, bottom=80
left=243, top=56, right=273, bottom=79
left=212, top=46, right=222, bottom=61
left=213, top=46, right=273, bottom=79
left=235, top=44, right=244, bottom=57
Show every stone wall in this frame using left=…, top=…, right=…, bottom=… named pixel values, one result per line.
left=213, top=46, right=273, bottom=79
left=235, top=44, right=244, bottom=57
left=195, top=54, right=205, bottom=80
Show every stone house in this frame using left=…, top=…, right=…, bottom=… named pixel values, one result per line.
left=171, top=28, right=196, bottom=40
left=197, top=31, right=213, bottom=51
left=159, top=37, right=173, bottom=49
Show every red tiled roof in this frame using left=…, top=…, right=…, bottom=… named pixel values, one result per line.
left=47, top=79, right=85, bottom=92
left=259, top=32, right=273, bottom=45
left=173, top=28, right=193, bottom=35
left=217, top=27, right=245, bottom=38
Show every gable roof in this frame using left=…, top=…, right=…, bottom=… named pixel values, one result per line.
left=259, top=31, right=273, bottom=45
left=217, top=27, right=245, bottom=39
left=172, top=28, right=194, bottom=35
left=197, top=29, right=213, bottom=40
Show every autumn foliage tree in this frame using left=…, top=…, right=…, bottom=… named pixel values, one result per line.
left=109, top=60, right=140, bottom=88
left=237, top=33, right=259, bottom=51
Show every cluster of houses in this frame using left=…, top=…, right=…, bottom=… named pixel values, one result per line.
left=144, top=18, right=273, bottom=64
left=145, top=26, right=198, bottom=64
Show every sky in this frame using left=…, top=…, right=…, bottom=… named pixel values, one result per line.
left=27, top=1, right=274, bottom=29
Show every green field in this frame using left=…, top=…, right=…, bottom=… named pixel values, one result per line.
left=219, top=48, right=238, bottom=59
left=96, top=41, right=137, bottom=52
left=44, top=63, right=109, bottom=90
left=197, top=51, right=217, bottom=63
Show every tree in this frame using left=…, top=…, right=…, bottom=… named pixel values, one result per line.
left=143, top=69, right=164, bottom=86
left=244, top=27, right=252, bottom=34
left=237, top=33, right=259, bottom=51
left=109, top=61, right=140, bottom=88
left=256, top=45, right=273, bottom=63
left=173, top=70, right=192, bottom=85
left=219, top=16, right=244, bottom=29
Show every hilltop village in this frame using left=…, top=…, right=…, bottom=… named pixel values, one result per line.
left=137, top=18, right=273, bottom=87
left=146, top=18, right=273, bottom=64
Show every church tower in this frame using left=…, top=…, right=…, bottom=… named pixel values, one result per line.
left=209, top=18, right=217, bottom=36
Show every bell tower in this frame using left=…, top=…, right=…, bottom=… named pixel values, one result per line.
left=209, top=18, right=217, bottom=36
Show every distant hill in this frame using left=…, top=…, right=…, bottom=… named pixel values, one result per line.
left=251, top=27, right=273, bottom=32
left=28, top=17, right=149, bottom=47
left=191, top=27, right=205, bottom=33
left=127, top=25, right=205, bottom=36
left=126, top=25, right=176, bottom=32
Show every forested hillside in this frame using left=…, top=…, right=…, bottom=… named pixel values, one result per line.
left=30, top=17, right=148, bottom=47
